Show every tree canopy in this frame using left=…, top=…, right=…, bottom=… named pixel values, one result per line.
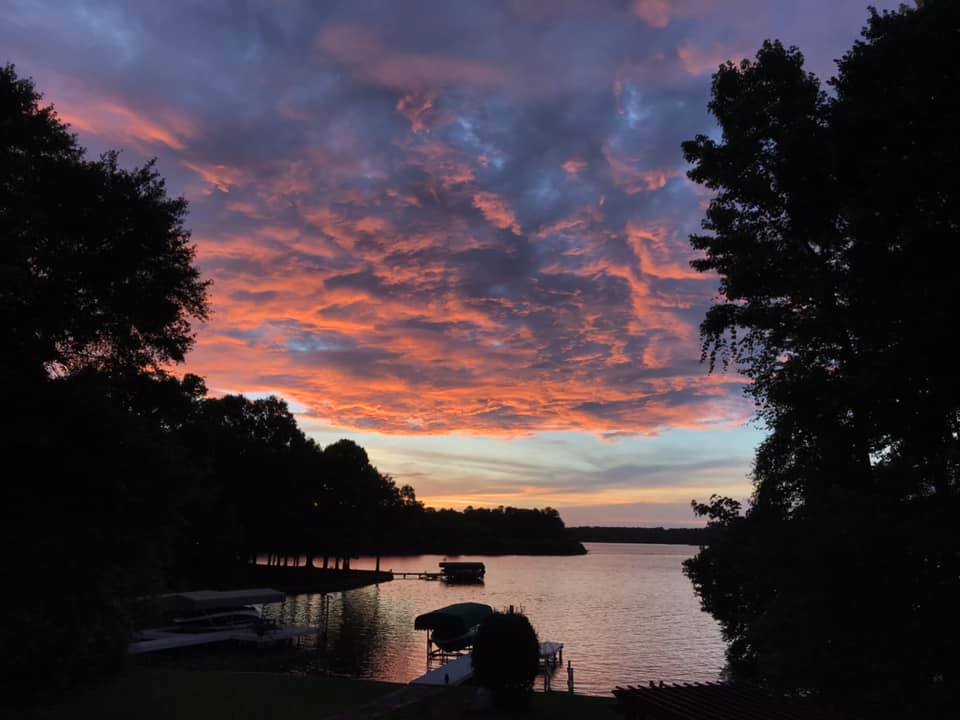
left=0, top=64, right=208, bottom=380
left=682, top=0, right=959, bottom=705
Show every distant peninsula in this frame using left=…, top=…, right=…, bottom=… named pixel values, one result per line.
left=569, top=526, right=706, bottom=545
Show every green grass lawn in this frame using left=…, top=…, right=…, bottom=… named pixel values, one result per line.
left=18, top=669, right=402, bottom=720
left=385, top=686, right=621, bottom=719
left=16, top=669, right=620, bottom=720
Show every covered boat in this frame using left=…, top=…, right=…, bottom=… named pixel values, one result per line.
left=439, top=561, right=485, bottom=584
left=158, top=588, right=284, bottom=634
left=415, top=602, right=493, bottom=653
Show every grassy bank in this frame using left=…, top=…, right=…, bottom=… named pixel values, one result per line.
left=18, top=670, right=401, bottom=720
left=15, top=669, right=619, bottom=720
left=388, top=685, right=621, bottom=719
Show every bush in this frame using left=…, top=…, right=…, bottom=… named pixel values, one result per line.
left=471, top=611, right=540, bottom=710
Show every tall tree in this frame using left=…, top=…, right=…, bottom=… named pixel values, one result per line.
left=0, top=64, right=208, bottom=381
left=1, top=64, right=210, bottom=699
left=682, top=0, right=960, bottom=705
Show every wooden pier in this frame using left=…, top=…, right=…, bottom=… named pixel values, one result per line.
left=391, top=562, right=485, bottom=583
left=391, top=571, right=441, bottom=580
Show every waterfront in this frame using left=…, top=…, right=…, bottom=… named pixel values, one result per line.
left=264, top=543, right=725, bottom=696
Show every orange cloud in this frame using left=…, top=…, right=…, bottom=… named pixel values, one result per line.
left=602, top=143, right=680, bottom=194
left=562, top=158, right=588, bottom=175
left=472, top=192, right=522, bottom=235
left=184, top=161, right=251, bottom=193
left=396, top=90, right=437, bottom=133
left=677, top=43, right=745, bottom=76
left=627, top=223, right=706, bottom=281
left=58, top=99, right=196, bottom=152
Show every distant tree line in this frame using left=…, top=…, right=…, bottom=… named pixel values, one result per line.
left=568, top=526, right=706, bottom=545
left=0, top=64, right=579, bottom=701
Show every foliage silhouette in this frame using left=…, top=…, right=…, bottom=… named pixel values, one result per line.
left=1, top=63, right=210, bottom=700
left=681, top=0, right=960, bottom=706
left=0, top=67, right=208, bottom=381
left=472, top=611, right=541, bottom=710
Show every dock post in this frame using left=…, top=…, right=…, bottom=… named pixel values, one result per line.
left=567, top=661, right=574, bottom=693
left=558, top=646, right=563, bottom=665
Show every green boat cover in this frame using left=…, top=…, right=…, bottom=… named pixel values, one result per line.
left=414, top=602, right=493, bottom=633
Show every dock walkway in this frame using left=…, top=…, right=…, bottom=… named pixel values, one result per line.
left=391, top=571, right=441, bottom=580
left=410, top=654, right=474, bottom=686
left=409, top=640, right=563, bottom=687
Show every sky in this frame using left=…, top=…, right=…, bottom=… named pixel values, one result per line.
left=2, top=0, right=901, bottom=525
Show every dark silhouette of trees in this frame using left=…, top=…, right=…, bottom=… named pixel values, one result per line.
left=1, top=65, right=208, bottom=381
left=569, top=526, right=706, bottom=545
left=682, top=1, right=960, bottom=705
left=2, top=64, right=210, bottom=698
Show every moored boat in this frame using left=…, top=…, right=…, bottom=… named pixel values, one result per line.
left=438, top=561, right=486, bottom=584
left=415, top=602, right=493, bottom=657
left=158, top=588, right=284, bottom=634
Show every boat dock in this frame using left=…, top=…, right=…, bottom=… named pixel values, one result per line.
left=391, top=562, right=485, bottom=583
left=410, top=654, right=474, bottom=686
left=392, top=571, right=441, bottom=580
left=408, top=641, right=564, bottom=688
left=129, top=624, right=322, bottom=654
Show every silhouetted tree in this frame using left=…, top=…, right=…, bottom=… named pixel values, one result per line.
left=682, top=1, right=960, bottom=706
left=472, top=611, right=541, bottom=710
left=1, top=65, right=208, bottom=382
left=1, top=64, right=209, bottom=699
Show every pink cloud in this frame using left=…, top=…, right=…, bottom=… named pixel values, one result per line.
left=184, top=161, right=251, bottom=193
left=677, top=43, right=746, bottom=76
left=58, top=98, right=196, bottom=152
left=627, top=223, right=706, bottom=281
left=602, top=142, right=681, bottom=194
left=632, top=0, right=713, bottom=29
left=472, top=192, right=522, bottom=235
left=317, top=26, right=506, bottom=91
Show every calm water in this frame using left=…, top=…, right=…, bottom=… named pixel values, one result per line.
left=263, top=543, right=725, bottom=696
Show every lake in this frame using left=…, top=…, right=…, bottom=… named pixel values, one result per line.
left=263, top=543, right=726, bottom=696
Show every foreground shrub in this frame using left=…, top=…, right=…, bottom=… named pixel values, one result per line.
left=471, top=611, right=540, bottom=710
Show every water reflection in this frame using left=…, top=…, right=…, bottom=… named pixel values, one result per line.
left=262, top=543, right=724, bottom=696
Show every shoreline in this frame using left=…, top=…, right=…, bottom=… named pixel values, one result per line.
left=248, top=566, right=393, bottom=593
left=22, top=667, right=620, bottom=719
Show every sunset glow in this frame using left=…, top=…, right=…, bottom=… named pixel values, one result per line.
left=3, top=0, right=902, bottom=524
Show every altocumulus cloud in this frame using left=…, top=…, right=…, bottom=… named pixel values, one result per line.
left=1, top=0, right=900, bottom=444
